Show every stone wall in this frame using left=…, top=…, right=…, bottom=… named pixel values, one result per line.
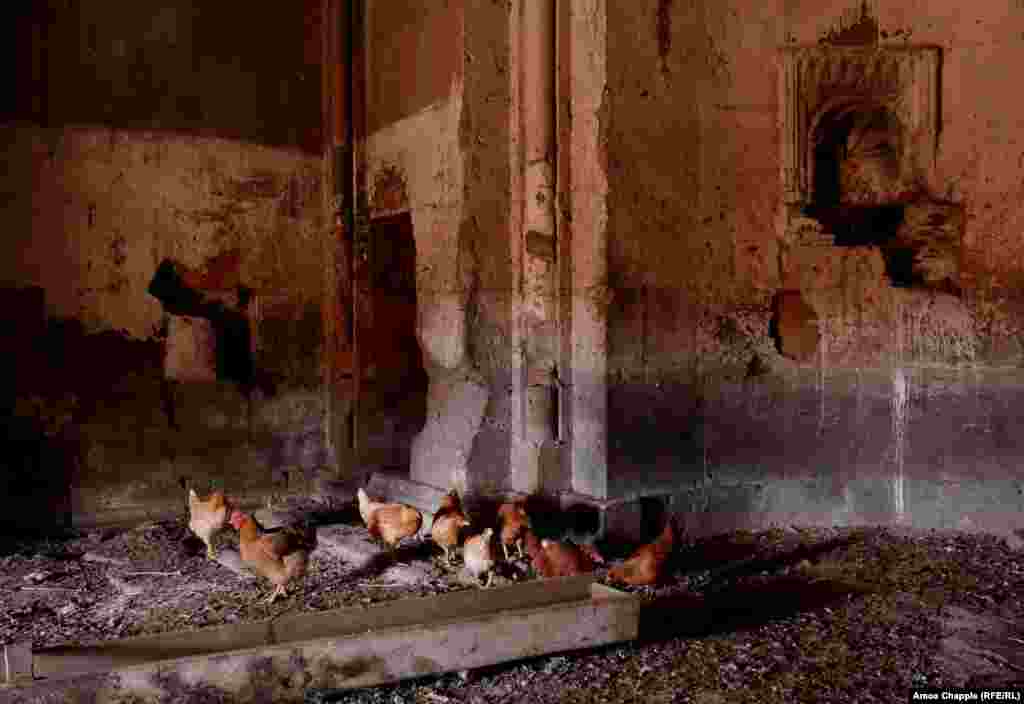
left=363, top=0, right=517, bottom=497
left=601, top=0, right=1024, bottom=538
left=0, top=0, right=328, bottom=531
left=2, top=0, right=322, bottom=151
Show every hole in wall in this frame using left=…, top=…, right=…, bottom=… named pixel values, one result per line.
left=148, top=259, right=272, bottom=394
left=807, top=103, right=905, bottom=227
left=802, top=101, right=946, bottom=290
left=771, top=290, right=821, bottom=363
left=780, top=45, right=956, bottom=296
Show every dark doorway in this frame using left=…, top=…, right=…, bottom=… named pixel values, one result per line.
left=360, top=213, right=428, bottom=474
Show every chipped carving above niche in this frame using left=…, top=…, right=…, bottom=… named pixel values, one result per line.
left=779, top=45, right=941, bottom=205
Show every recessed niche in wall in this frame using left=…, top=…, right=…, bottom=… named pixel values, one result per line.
left=779, top=45, right=959, bottom=292
left=780, top=45, right=940, bottom=205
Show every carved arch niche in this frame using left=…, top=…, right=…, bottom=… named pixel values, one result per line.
left=778, top=45, right=960, bottom=293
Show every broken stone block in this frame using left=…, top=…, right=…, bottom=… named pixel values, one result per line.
left=888, top=201, right=963, bottom=291
left=788, top=215, right=834, bottom=247
left=213, top=548, right=260, bottom=580
left=774, top=290, right=820, bottom=362
left=313, top=524, right=378, bottom=569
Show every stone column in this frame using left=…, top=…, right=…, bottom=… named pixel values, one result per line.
left=567, top=0, right=608, bottom=500
left=509, top=0, right=558, bottom=495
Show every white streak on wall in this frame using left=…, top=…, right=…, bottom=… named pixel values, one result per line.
left=891, top=366, right=908, bottom=524
left=817, top=317, right=830, bottom=437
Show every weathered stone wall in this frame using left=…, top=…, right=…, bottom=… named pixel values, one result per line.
left=366, top=1, right=464, bottom=136
left=2, top=0, right=323, bottom=151
left=458, top=1, right=517, bottom=497
left=0, top=130, right=327, bottom=531
left=364, top=1, right=518, bottom=497
left=603, top=0, right=1024, bottom=538
left=0, top=1, right=327, bottom=531
left=559, top=0, right=613, bottom=500
left=363, top=0, right=471, bottom=494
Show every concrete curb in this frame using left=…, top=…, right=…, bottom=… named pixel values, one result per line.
left=8, top=576, right=639, bottom=703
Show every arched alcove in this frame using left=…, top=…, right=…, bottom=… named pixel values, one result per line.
left=811, top=100, right=906, bottom=209
left=805, top=100, right=916, bottom=286
left=780, top=45, right=940, bottom=205
left=779, top=46, right=959, bottom=294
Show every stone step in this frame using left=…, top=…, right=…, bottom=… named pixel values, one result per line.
left=251, top=507, right=289, bottom=530
left=313, top=477, right=358, bottom=507
left=375, top=560, right=435, bottom=585
left=212, top=548, right=258, bottom=581
left=250, top=508, right=382, bottom=569
left=314, top=523, right=381, bottom=569
left=226, top=523, right=412, bottom=578
left=365, top=472, right=448, bottom=531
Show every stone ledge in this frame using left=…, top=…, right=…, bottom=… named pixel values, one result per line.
left=70, top=493, right=272, bottom=532
left=251, top=506, right=382, bottom=570
left=362, top=471, right=675, bottom=547
left=364, top=471, right=452, bottom=533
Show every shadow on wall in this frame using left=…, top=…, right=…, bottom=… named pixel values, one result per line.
left=609, top=381, right=705, bottom=476
left=0, top=413, right=76, bottom=536
left=0, top=268, right=327, bottom=532
left=0, top=286, right=163, bottom=535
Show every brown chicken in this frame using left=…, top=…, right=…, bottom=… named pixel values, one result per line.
left=358, top=488, right=424, bottom=551
left=463, top=527, right=497, bottom=588
left=496, top=501, right=530, bottom=561
left=230, top=511, right=316, bottom=603
left=607, top=521, right=675, bottom=586
left=431, top=489, right=471, bottom=565
left=539, top=538, right=604, bottom=577
left=522, top=530, right=603, bottom=578
left=187, top=487, right=231, bottom=559
left=524, top=530, right=556, bottom=578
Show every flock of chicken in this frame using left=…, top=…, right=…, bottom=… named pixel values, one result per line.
left=186, top=484, right=676, bottom=604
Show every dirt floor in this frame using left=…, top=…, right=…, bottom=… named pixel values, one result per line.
left=0, top=499, right=492, bottom=649
left=0, top=499, right=1022, bottom=703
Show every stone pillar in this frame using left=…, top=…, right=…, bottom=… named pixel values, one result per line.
left=567, top=0, right=608, bottom=500
left=410, top=280, right=489, bottom=495
left=509, top=0, right=558, bottom=495
left=320, top=0, right=354, bottom=481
